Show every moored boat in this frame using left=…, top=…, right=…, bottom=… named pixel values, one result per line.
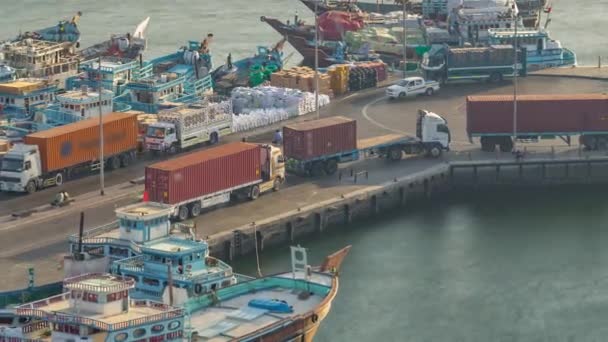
left=79, top=17, right=150, bottom=62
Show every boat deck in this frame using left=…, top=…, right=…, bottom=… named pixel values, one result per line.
left=187, top=271, right=333, bottom=341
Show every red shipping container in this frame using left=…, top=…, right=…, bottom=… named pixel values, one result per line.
left=145, top=142, right=262, bottom=204
left=283, top=116, right=357, bottom=160
left=24, top=112, right=138, bottom=173
left=467, top=94, right=608, bottom=136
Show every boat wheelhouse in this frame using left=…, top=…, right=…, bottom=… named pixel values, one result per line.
left=65, top=202, right=239, bottom=302
left=111, top=236, right=237, bottom=302
left=114, top=42, right=213, bottom=114
left=12, top=273, right=185, bottom=341
left=488, top=27, right=576, bottom=70
left=67, top=57, right=143, bottom=96
left=43, top=86, right=116, bottom=126
left=0, top=39, right=80, bottom=89
left=0, top=79, right=57, bottom=119
left=449, top=0, right=518, bottom=45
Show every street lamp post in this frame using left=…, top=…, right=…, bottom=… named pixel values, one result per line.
left=314, top=0, right=320, bottom=119
left=512, top=6, right=519, bottom=153
left=402, top=0, right=407, bottom=77
left=98, top=56, right=105, bottom=196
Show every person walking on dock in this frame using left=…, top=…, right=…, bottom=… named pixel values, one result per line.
left=272, top=129, right=283, bottom=145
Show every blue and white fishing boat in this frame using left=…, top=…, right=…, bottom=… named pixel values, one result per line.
left=488, top=27, right=576, bottom=70
left=114, top=41, right=213, bottom=113
left=0, top=79, right=57, bottom=120
left=65, top=202, right=242, bottom=300
left=66, top=57, right=144, bottom=96
left=10, top=14, right=81, bottom=45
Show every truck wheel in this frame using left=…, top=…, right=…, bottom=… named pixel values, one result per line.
left=310, top=162, right=325, bottom=177
left=398, top=92, right=406, bottom=99
left=168, top=144, right=178, bottom=155
left=489, top=72, right=503, bottom=83
left=209, top=132, right=219, bottom=145
left=388, top=147, right=403, bottom=161
left=427, top=145, right=442, bottom=158
left=499, top=138, right=513, bottom=152
left=55, top=173, right=64, bottom=186
left=425, top=88, right=434, bottom=96
left=108, top=157, right=120, bottom=170
left=249, top=185, right=260, bottom=200
left=480, top=137, right=494, bottom=152
left=25, top=181, right=37, bottom=194
left=272, top=178, right=281, bottom=191
left=120, top=153, right=132, bottom=167
left=189, top=202, right=202, bottom=218
left=324, top=159, right=338, bottom=175
left=177, top=206, right=189, bottom=221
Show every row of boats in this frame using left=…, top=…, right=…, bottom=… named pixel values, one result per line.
left=0, top=200, right=351, bottom=341
left=265, top=0, right=575, bottom=70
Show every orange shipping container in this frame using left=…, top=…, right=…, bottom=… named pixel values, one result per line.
left=24, top=112, right=138, bottom=173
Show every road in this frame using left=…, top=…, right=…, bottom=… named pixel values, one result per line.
left=1, top=76, right=606, bottom=290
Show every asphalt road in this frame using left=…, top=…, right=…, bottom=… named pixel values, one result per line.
left=1, top=76, right=606, bottom=290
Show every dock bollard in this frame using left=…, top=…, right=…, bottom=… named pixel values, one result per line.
left=551, top=146, right=555, bottom=159
left=338, top=170, right=342, bottom=181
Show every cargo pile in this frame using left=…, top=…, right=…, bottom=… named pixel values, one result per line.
left=449, top=45, right=514, bottom=67
left=326, top=64, right=350, bottom=96
left=348, top=64, right=378, bottom=91
left=230, top=86, right=330, bottom=132
left=270, top=67, right=332, bottom=96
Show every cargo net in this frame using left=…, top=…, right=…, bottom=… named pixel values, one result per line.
left=230, top=86, right=330, bottom=132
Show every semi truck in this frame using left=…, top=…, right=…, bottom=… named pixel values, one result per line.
left=144, top=100, right=233, bottom=154
left=421, top=44, right=527, bottom=84
left=466, top=94, right=608, bottom=152
left=283, top=111, right=451, bottom=177
left=145, top=141, right=285, bottom=221
left=0, top=112, right=138, bottom=193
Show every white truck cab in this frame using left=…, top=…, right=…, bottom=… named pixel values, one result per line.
left=417, top=109, right=450, bottom=155
left=145, top=122, right=179, bottom=154
left=386, top=77, right=440, bottom=99
left=0, top=144, right=43, bottom=193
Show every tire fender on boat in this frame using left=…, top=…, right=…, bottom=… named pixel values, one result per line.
left=311, top=313, right=318, bottom=323
left=260, top=16, right=266, bottom=22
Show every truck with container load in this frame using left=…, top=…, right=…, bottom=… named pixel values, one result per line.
left=0, top=112, right=138, bottom=194
left=144, top=100, right=233, bottom=154
left=421, top=44, right=527, bottom=84
left=145, top=141, right=285, bottom=221
left=283, top=111, right=451, bottom=177
left=466, top=94, right=608, bottom=152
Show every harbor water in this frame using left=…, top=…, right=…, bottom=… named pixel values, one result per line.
left=2, top=1, right=608, bottom=341
left=1, top=0, right=607, bottom=67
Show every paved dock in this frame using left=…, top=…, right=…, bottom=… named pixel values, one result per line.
left=1, top=74, right=607, bottom=292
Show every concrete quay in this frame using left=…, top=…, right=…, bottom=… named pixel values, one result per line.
left=1, top=73, right=607, bottom=294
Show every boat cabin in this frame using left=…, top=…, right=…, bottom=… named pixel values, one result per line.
left=111, top=235, right=236, bottom=302
left=67, top=57, right=141, bottom=96
left=14, top=273, right=185, bottom=342
left=0, top=79, right=56, bottom=119
left=0, top=39, right=79, bottom=89
left=43, top=86, right=115, bottom=126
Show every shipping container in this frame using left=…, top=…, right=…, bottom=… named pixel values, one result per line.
left=24, top=112, right=138, bottom=173
left=466, top=94, right=608, bottom=136
left=145, top=142, right=262, bottom=204
left=283, top=116, right=357, bottom=160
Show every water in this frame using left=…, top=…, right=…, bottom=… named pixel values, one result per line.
left=1, top=0, right=606, bottom=66
left=232, top=186, right=608, bottom=341
left=2, top=1, right=608, bottom=341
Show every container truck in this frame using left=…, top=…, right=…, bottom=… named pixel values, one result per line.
left=421, top=44, right=527, bottom=84
left=144, top=100, right=233, bottom=154
left=0, top=112, right=138, bottom=193
left=145, top=141, right=285, bottom=221
left=283, top=111, right=451, bottom=176
left=466, top=94, right=608, bottom=152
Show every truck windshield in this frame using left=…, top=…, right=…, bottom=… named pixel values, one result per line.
left=147, top=126, right=165, bottom=138
left=1, top=158, right=24, bottom=172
